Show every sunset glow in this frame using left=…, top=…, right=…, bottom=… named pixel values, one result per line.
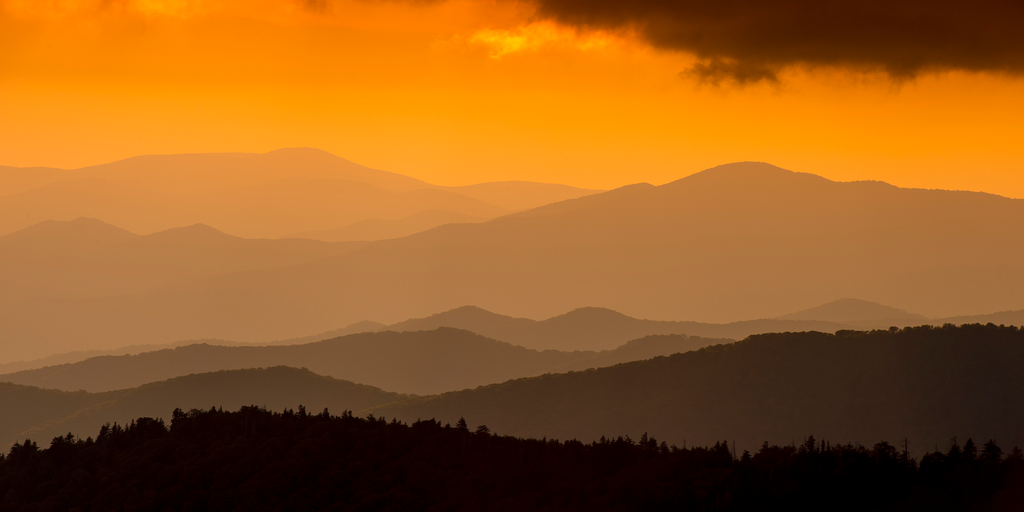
left=2, top=0, right=1022, bottom=196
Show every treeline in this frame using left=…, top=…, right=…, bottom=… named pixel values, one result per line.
left=2, top=407, right=1022, bottom=511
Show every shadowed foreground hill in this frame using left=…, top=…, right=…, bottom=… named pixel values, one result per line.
left=1, top=367, right=403, bottom=448
left=373, top=324, right=1024, bottom=454
left=0, top=330, right=726, bottom=395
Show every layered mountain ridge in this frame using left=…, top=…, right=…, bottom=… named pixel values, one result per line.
left=3, top=157, right=1023, bottom=361
left=0, top=148, right=599, bottom=239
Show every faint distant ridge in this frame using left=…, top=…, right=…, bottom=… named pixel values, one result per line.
left=2, top=216, right=136, bottom=241
left=388, top=306, right=535, bottom=337
left=11, top=299, right=1023, bottom=373
left=778, top=298, right=929, bottom=327
left=385, top=304, right=878, bottom=351
left=285, top=210, right=488, bottom=242
left=380, top=299, right=1024, bottom=351
left=5, top=159, right=1024, bottom=356
left=0, top=148, right=601, bottom=239
left=0, top=217, right=367, bottom=305
left=73, top=147, right=434, bottom=194
left=937, top=310, right=1024, bottom=326
left=0, top=338, right=241, bottom=376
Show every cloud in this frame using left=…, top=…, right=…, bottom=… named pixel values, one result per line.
left=468, top=22, right=611, bottom=58
left=524, top=0, right=1024, bottom=82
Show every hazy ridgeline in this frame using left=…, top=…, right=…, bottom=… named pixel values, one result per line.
left=0, top=148, right=599, bottom=239
left=0, top=330, right=724, bottom=394
left=3, top=407, right=1022, bottom=511
left=4, top=298, right=1021, bottom=376
left=3, top=160, right=1024, bottom=360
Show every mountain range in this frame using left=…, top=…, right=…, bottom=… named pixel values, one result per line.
left=0, top=329, right=727, bottom=395
left=7, top=294, right=1020, bottom=370
left=382, top=302, right=910, bottom=351
left=4, top=158, right=1024, bottom=361
left=372, top=324, right=1024, bottom=455
left=6, top=324, right=1021, bottom=457
left=0, top=217, right=366, bottom=301
left=0, top=148, right=598, bottom=239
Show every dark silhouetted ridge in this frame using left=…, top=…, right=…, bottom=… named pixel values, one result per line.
left=3, top=403, right=1021, bottom=511
left=373, top=324, right=1024, bottom=455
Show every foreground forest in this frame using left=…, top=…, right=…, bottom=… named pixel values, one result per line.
left=2, top=406, right=1022, bottom=511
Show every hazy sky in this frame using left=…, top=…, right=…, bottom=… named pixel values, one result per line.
left=2, top=0, right=1023, bottom=196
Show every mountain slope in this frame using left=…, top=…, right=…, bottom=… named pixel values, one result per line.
left=372, top=324, right=1024, bottom=454
left=4, top=367, right=405, bottom=448
left=442, top=181, right=601, bottom=211
left=0, top=383, right=101, bottom=447
left=0, top=330, right=726, bottom=395
left=0, top=165, right=72, bottom=197
left=4, top=162, right=1023, bottom=352
left=284, top=209, right=487, bottom=242
left=0, top=175, right=510, bottom=238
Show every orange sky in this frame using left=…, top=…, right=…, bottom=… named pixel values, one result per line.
left=2, top=0, right=1023, bottom=197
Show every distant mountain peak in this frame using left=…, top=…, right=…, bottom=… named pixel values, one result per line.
left=669, top=162, right=834, bottom=189
left=696, top=161, right=803, bottom=176
left=413, top=305, right=519, bottom=323
left=263, top=147, right=335, bottom=157
left=147, top=223, right=235, bottom=240
left=778, top=298, right=928, bottom=325
left=555, top=307, right=634, bottom=320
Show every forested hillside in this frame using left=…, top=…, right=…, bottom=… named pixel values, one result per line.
left=2, top=406, right=1021, bottom=511
left=373, top=324, right=1024, bottom=454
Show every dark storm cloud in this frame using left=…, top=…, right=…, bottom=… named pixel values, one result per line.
left=526, top=0, right=1024, bottom=82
